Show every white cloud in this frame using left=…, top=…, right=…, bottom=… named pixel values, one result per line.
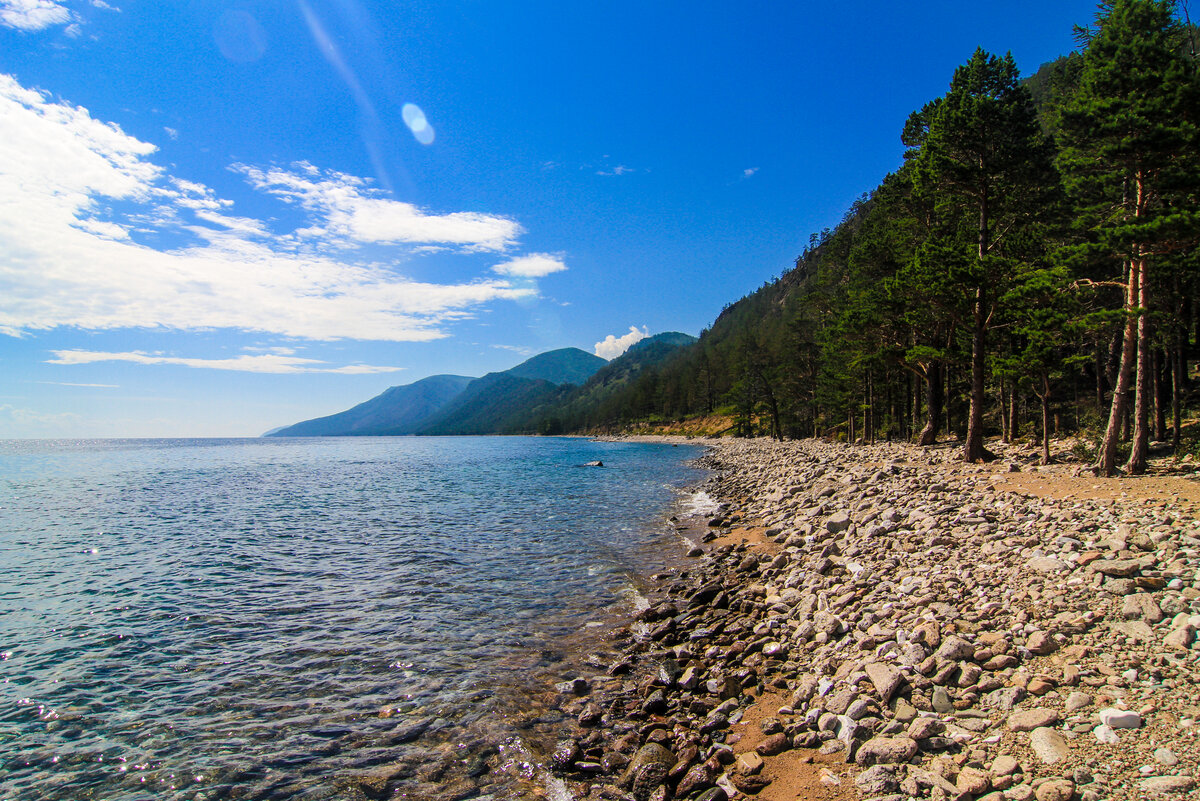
left=0, top=403, right=79, bottom=426
left=0, top=0, right=71, bottom=31
left=597, top=165, right=634, bottom=176
left=0, top=73, right=558, bottom=343
left=47, top=349, right=404, bottom=374
left=492, top=344, right=534, bottom=357
left=235, top=163, right=520, bottom=251
left=594, top=326, right=648, bottom=360
left=743, top=167, right=759, bottom=178
left=491, top=253, right=567, bottom=279
left=36, top=380, right=119, bottom=387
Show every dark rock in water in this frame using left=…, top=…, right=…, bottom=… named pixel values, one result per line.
left=656, top=659, right=683, bottom=686
left=642, top=689, right=667, bottom=714
left=620, top=743, right=677, bottom=800
left=584, top=460, right=604, bottom=467
left=695, top=788, right=729, bottom=801
left=551, top=739, right=582, bottom=771
left=675, top=762, right=718, bottom=797
left=384, top=716, right=434, bottom=745
left=602, top=751, right=630, bottom=773
left=687, top=582, right=724, bottom=607
left=578, top=703, right=605, bottom=727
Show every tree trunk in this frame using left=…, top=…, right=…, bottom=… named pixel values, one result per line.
left=1126, top=168, right=1151, bottom=473
left=964, top=283, right=992, bottom=461
left=1126, top=254, right=1151, bottom=474
left=1097, top=259, right=1140, bottom=476
left=1010, top=388, right=1020, bottom=441
left=916, top=363, right=943, bottom=446
left=1154, top=347, right=1168, bottom=441
left=1040, top=373, right=1052, bottom=465
left=1000, top=378, right=1011, bottom=442
left=1173, top=337, right=1184, bottom=453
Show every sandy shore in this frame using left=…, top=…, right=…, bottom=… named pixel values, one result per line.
left=547, top=436, right=1200, bottom=801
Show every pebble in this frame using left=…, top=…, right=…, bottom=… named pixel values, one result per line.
left=1029, top=727, right=1070, bottom=764
left=547, top=438, right=1200, bottom=801
left=1009, top=708, right=1061, bottom=732
left=1099, top=708, right=1143, bottom=729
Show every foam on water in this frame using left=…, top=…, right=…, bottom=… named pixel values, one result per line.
left=679, top=489, right=720, bottom=517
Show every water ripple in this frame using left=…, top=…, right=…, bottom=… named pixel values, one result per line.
left=0, top=436, right=703, bottom=800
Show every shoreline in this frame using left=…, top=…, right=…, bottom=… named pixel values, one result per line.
left=545, top=437, right=1200, bottom=801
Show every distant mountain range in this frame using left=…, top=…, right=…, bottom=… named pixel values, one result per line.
left=266, top=340, right=694, bottom=436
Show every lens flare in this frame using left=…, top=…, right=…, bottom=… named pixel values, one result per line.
left=402, top=103, right=435, bottom=145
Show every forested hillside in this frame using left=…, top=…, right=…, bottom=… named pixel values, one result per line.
left=535, top=1, right=1200, bottom=476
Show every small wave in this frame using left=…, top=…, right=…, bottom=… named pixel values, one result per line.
left=614, top=584, right=650, bottom=614
left=679, top=490, right=719, bottom=517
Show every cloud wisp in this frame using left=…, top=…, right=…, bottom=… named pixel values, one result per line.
left=0, top=73, right=560, bottom=343
left=594, top=326, right=648, bottom=360
left=492, top=253, right=567, bottom=279
left=48, top=349, right=404, bottom=374
left=0, top=0, right=71, bottom=31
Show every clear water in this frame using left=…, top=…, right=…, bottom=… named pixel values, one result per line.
left=0, top=436, right=705, bottom=800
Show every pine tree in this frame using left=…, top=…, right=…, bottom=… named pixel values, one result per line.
left=907, top=49, right=1060, bottom=462
left=1058, top=0, right=1199, bottom=475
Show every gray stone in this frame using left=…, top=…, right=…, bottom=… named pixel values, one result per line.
left=826, top=511, right=852, bottom=534
left=934, top=635, right=975, bottom=662
left=1164, top=624, right=1195, bottom=650
left=854, top=736, right=918, bottom=766
left=1154, top=747, right=1179, bottom=767
left=1034, top=778, right=1076, bottom=801
left=1065, top=692, right=1092, bottom=713
left=892, top=697, right=918, bottom=722
left=1008, top=708, right=1061, bottom=732
left=1122, top=593, right=1165, bottom=623
left=855, top=764, right=899, bottom=796
left=1138, top=776, right=1197, bottom=795
left=1027, top=556, right=1071, bottom=573
left=1028, top=726, right=1070, bottom=765
left=932, top=686, right=954, bottom=714
left=1091, top=558, right=1142, bottom=577
left=866, top=662, right=904, bottom=705
left=986, top=686, right=1027, bottom=711
left=620, top=744, right=677, bottom=797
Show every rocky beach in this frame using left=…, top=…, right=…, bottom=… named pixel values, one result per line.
left=546, top=437, right=1200, bottom=801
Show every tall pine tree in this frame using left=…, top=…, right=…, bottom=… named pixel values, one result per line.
left=907, top=49, right=1060, bottom=462
left=1058, top=0, right=1199, bottom=476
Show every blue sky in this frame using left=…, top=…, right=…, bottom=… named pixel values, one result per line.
left=1, top=0, right=1102, bottom=437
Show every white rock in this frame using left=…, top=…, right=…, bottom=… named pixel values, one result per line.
left=1093, top=724, right=1120, bottom=744
left=1099, top=707, right=1142, bottom=728
left=1154, top=747, right=1179, bottom=766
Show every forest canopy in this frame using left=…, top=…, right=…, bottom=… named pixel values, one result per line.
left=529, top=0, right=1200, bottom=477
